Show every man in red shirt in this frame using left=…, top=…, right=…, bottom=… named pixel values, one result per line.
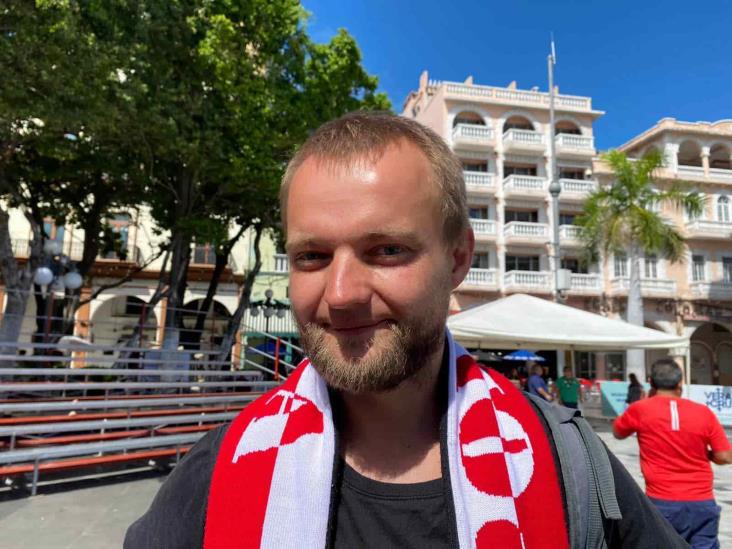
left=614, top=358, right=732, bottom=548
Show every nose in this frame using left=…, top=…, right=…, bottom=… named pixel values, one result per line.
left=323, top=250, right=372, bottom=309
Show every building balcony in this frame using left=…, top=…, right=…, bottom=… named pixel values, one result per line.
left=502, top=174, right=547, bottom=198
left=567, top=273, right=601, bottom=295
left=708, top=167, right=732, bottom=183
left=555, top=134, right=595, bottom=157
left=452, top=123, right=495, bottom=150
left=503, top=221, right=549, bottom=245
left=685, top=219, right=732, bottom=240
left=502, top=129, right=545, bottom=153
left=439, top=81, right=595, bottom=113
left=460, top=268, right=499, bottom=290
left=610, top=277, right=677, bottom=297
left=463, top=171, right=496, bottom=194
left=558, top=224, right=583, bottom=247
left=559, top=178, right=598, bottom=201
left=504, top=270, right=552, bottom=293
left=273, top=253, right=289, bottom=273
left=470, top=219, right=497, bottom=241
left=690, top=281, right=732, bottom=301
left=676, top=165, right=706, bottom=181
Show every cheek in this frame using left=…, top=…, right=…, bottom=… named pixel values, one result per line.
left=289, top=273, right=324, bottom=319
left=374, top=259, right=450, bottom=310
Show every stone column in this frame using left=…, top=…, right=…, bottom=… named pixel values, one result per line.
left=663, top=142, right=679, bottom=173
left=701, top=146, right=710, bottom=178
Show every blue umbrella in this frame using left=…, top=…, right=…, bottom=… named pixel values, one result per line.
left=503, top=349, right=545, bottom=362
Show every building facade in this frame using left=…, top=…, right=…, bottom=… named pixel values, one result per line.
left=2, top=204, right=297, bottom=366
left=403, top=73, right=732, bottom=385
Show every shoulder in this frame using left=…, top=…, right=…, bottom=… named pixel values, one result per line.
left=124, top=424, right=229, bottom=549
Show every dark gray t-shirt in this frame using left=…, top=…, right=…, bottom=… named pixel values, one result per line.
left=332, top=462, right=451, bottom=548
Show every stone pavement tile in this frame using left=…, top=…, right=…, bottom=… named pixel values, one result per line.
left=0, top=474, right=165, bottom=549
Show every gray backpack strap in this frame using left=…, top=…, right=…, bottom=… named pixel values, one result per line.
left=525, top=394, right=622, bottom=549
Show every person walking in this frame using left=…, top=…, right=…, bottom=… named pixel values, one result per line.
left=614, top=358, right=732, bottom=548
left=555, top=366, right=582, bottom=409
left=625, top=372, right=646, bottom=405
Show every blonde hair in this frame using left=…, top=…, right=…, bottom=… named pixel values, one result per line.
left=280, top=111, right=468, bottom=244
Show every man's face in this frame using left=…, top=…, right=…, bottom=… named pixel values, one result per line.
left=285, top=140, right=473, bottom=393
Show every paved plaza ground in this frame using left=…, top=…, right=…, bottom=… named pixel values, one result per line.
left=0, top=421, right=730, bottom=548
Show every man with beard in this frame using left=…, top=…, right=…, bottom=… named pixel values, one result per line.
left=126, top=112, right=685, bottom=548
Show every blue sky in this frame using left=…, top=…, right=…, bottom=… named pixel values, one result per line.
left=302, top=0, right=732, bottom=150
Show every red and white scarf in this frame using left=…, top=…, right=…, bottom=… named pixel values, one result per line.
left=204, top=331, right=568, bottom=548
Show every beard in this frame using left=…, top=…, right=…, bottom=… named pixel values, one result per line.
left=296, top=296, right=449, bottom=394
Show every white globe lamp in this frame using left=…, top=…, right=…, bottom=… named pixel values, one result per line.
left=63, top=271, right=83, bottom=290
left=33, top=267, right=54, bottom=286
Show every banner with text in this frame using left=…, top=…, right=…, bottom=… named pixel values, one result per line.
left=601, top=382, right=732, bottom=426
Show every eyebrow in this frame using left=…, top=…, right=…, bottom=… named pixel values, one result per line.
left=286, top=230, right=423, bottom=252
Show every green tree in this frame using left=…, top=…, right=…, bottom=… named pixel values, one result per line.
left=576, top=150, right=705, bottom=380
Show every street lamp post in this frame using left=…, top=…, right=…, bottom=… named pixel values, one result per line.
left=248, top=289, right=289, bottom=380
left=33, top=240, right=83, bottom=344
left=547, top=43, right=570, bottom=303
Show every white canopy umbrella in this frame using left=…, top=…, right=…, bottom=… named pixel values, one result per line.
left=447, top=294, right=688, bottom=351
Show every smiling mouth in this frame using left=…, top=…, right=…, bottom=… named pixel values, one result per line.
left=327, top=320, right=391, bottom=337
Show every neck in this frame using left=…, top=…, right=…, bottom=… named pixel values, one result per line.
left=337, top=342, right=445, bottom=484
left=654, top=388, right=681, bottom=398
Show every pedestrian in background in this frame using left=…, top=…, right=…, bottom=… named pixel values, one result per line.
left=526, top=363, right=553, bottom=402
left=626, top=372, right=646, bottom=405
left=613, top=358, right=732, bottom=549
left=555, top=366, right=582, bottom=409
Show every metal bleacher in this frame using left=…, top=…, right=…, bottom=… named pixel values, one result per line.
left=0, top=334, right=301, bottom=495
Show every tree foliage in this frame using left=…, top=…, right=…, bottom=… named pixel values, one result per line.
left=0, top=1, right=391, bottom=356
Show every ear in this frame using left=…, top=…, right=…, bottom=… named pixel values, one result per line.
left=450, top=226, right=475, bottom=289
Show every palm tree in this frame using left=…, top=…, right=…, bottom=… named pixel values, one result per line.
left=576, top=149, right=705, bottom=381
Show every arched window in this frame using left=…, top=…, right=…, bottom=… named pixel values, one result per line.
left=718, top=195, right=731, bottom=222
left=453, top=111, right=485, bottom=127
left=678, top=141, right=702, bottom=167
left=503, top=115, right=534, bottom=132
left=710, top=144, right=732, bottom=170
left=555, top=120, right=581, bottom=135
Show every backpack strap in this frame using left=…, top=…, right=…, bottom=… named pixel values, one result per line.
left=525, top=394, right=622, bottom=549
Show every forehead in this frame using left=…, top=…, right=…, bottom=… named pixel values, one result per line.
left=285, top=141, right=443, bottom=245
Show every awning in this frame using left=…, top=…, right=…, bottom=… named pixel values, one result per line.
left=447, top=294, right=688, bottom=351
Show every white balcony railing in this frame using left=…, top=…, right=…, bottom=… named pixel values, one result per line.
left=708, top=167, right=732, bottom=183
left=470, top=219, right=497, bottom=236
left=690, top=281, right=732, bottom=299
left=274, top=253, right=289, bottom=273
left=463, top=171, right=495, bottom=190
left=685, top=219, right=732, bottom=239
left=569, top=273, right=601, bottom=292
left=555, top=133, right=594, bottom=151
left=503, top=221, right=549, bottom=240
left=502, top=128, right=545, bottom=148
left=559, top=178, right=598, bottom=196
left=504, top=270, right=552, bottom=291
left=440, top=82, right=594, bottom=111
left=610, top=277, right=677, bottom=296
left=463, top=268, right=498, bottom=287
left=502, top=174, right=547, bottom=194
left=559, top=224, right=582, bottom=243
left=677, top=165, right=705, bottom=180
left=452, top=124, right=495, bottom=147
